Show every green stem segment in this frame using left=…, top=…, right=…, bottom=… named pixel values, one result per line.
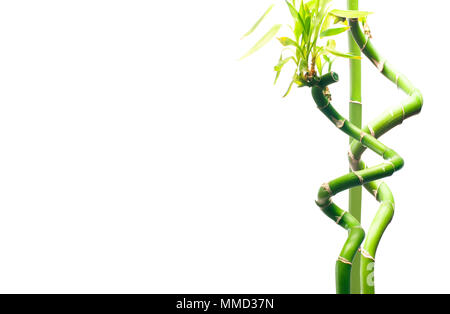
left=347, top=0, right=362, bottom=294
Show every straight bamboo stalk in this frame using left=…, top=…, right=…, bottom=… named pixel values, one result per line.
left=347, top=0, right=362, bottom=295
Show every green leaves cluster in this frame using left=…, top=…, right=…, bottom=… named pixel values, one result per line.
left=241, top=0, right=372, bottom=97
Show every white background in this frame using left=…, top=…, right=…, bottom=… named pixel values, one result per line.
left=0, top=0, right=445, bottom=293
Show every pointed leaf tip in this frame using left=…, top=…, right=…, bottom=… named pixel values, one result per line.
left=241, top=4, right=276, bottom=39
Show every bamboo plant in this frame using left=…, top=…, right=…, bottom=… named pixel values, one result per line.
left=241, top=0, right=423, bottom=294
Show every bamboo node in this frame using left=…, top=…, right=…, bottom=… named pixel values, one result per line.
left=368, top=124, right=375, bottom=137
left=361, top=36, right=369, bottom=51
left=335, top=211, right=346, bottom=225
left=350, top=100, right=362, bottom=105
left=361, top=249, right=376, bottom=262
left=374, top=181, right=383, bottom=200
left=363, top=20, right=372, bottom=39
left=337, top=256, right=352, bottom=265
left=348, top=150, right=360, bottom=171
left=324, top=87, right=332, bottom=101
left=372, top=58, right=386, bottom=72
left=315, top=198, right=333, bottom=209
left=321, top=183, right=332, bottom=195
left=386, top=160, right=396, bottom=171
left=359, top=131, right=367, bottom=143
left=331, top=118, right=345, bottom=129
left=353, top=171, right=364, bottom=184
left=317, top=101, right=330, bottom=110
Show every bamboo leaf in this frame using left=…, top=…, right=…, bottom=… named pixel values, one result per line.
left=330, top=9, right=373, bottom=19
left=274, top=56, right=295, bottom=85
left=325, top=47, right=361, bottom=59
left=283, top=79, right=295, bottom=97
left=240, top=24, right=282, bottom=60
left=299, top=0, right=307, bottom=27
left=274, top=56, right=295, bottom=72
left=274, top=71, right=281, bottom=85
left=323, top=55, right=335, bottom=72
left=241, top=4, right=275, bottom=39
left=318, top=0, right=332, bottom=16
left=293, top=20, right=304, bottom=42
left=299, top=0, right=306, bottom=19
left=306, top=0, right=319, bottom=11
left=321, top=12, right=333, bottom=31
left=287, top=0, right=306, bottom=34
left=274, top=55, right=283, bottom=85
left=285, top=0, right=300, bottom=22
left=303, top=15, right=311, bottom=40
left=320, top=27, right=349, bottom=38
left=278, top=37, right=300, bottom=49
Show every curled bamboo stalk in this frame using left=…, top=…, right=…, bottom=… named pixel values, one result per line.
left=312, top=20, right=423, bottom=291
left=311, top=69, right=421, bottom=293
left=347, top=18, right=423, bottom=294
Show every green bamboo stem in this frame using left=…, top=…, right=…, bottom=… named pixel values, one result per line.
left=311, top=71, right=416, bottom=294
left=347, top=0, right=362, bottom=294
left=348, top=18, right=423, bottom=294
left=312, top=17, right=423, bottom=293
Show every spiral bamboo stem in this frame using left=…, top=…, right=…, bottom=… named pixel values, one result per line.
left=348, top=18, right=423, bottom=294
left=312, top=33, right=422, bottom=293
